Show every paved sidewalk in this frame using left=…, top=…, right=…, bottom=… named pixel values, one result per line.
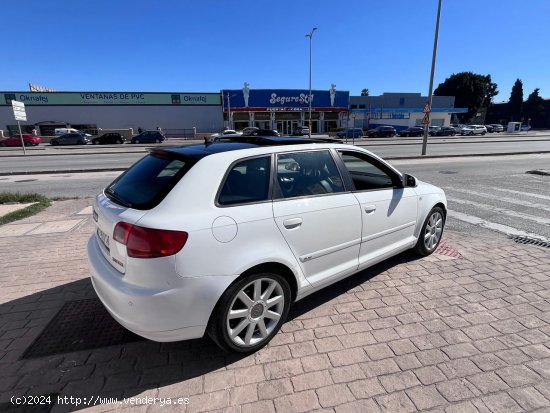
left=0, top=200, right=549, bottom=412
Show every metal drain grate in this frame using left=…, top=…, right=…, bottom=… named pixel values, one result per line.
left=22, top=299, right=143, bottom=359
left=509, top=235, right=550, bottom=249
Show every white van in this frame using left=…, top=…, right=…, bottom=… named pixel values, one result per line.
left=54, top=128, right=80, bottom=136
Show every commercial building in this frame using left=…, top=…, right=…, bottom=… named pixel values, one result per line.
left=349, top=93, right=467, bottom=131
left=0, top=92, right=222, bottom=136
left=221, top=86, right=349, bottom=134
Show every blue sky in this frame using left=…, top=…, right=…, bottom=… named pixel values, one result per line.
left=3, top=0, right=549, bottom=102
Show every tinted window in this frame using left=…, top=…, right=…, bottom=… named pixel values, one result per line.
left=105, top=153, right=193, bottom=209
left=218, top=156, right=270, bottom=205
left=276, top=151, right=343, bottom=198
left=339, top=151, right=396, bottom=190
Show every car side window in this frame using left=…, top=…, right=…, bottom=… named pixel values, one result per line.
left=276, top=150, right=343, bottom=199
left=339, top=151, right=397, bottom=191
left=218, top=156, right=271, bottom=206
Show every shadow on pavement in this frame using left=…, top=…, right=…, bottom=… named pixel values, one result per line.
left=0, top=250, right=421, bottom=412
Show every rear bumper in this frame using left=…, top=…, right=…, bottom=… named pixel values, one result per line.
left=87, top=236, right=237, bottom=342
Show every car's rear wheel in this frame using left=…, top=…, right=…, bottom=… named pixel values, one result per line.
left=116, top=139, right=123, bottom=144
left=92, top=139, right=99, bottom=145
left=208, top=272, right=291, bottom=353
left=134, top=139, right=140, bottom=144
left=156, top=139, right=161, bottom=143
left=51, top=141, right=59, bottom=146
left=414, top=206, right=445, bottom=256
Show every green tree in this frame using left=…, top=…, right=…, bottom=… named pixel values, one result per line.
left=523, top=88, right=545, bottom=127
left=360, top=88, right=369, bottom=96
left=434, top=72, right=498, bottom=121
left=508, top=78, right=524, bottom=121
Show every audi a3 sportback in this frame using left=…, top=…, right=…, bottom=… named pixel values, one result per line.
left=88, top=137, right=447, bottom=352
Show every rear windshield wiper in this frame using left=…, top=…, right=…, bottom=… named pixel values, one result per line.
left=104, top=187, right=133, bottom=208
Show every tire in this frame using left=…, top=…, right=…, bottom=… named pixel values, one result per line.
left=51, top=141, right=59, bottom=146
left=482, top=132, right=486, bottom=135
left=156, top=139, right=161, bottom=143
left=134, top=139, right=140, bottom=144
left=92, top=140, right=99, bottom=145
left=208, top=272, right=291, bottom=353
left=116, top=139, right=123, bottom=144
left=414, top=206, right=445, bottom=256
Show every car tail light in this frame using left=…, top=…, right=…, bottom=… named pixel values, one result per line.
left=113, top=222, right=188, bottom=258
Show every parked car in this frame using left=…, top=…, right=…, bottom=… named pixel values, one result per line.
left=428, top=126, right=441, bottom=135
left=240, top=127, right=259, bottom=136
left=211, top=129, right=242, bottom=139
left=450, top=124, right=465, bottom=133
left=50, top=133, right=89, bottom=145
left=397, top=127, right=424, bottom=137
left=489, top=124, right=504, bottom=133
left=336, top=128, right=364, bottom=139
left=88, top=137, right=447, bottom=352
left=431, top=126, right=456, bottom=136
left=130, top=131, right=165, bottom=144
left=92, top=133, right=125, bottom=145
left=460, top=125, right=486, bottom=136
left=292, top=126, right=310, bottom=136
left=244, top=129, right=280, bottom=137
left=484, top=125, right=495, bottom=133
left=367, top=126, right=396, bottom=138
left=0, top=133, right=41, bottom=147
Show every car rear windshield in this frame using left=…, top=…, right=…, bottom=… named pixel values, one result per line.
left=104, top=152, right=195, bottom=210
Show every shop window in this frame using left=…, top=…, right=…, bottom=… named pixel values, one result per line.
left=171, top=94, right=181, bottom=104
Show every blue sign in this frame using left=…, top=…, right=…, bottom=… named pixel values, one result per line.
left=222, top=89, right=349, bottom=110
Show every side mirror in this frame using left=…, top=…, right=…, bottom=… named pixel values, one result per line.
left=403, top=174, right=417, bottom=187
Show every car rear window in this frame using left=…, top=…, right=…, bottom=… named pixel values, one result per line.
left=105, top=153, right=194, bottom=210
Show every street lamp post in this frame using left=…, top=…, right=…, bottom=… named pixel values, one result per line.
left=305, top=27, right=317, bottom=138
left=421, top=0, right=443, bottom=156
left=226, top=93, right=237, bottom=130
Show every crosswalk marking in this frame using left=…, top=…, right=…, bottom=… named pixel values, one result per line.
left=490, top=187, right=550, bottom=202
left=445, top=187, right=550, bottom=213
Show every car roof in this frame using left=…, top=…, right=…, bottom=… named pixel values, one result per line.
left=149, top=137, right=349, bottom=161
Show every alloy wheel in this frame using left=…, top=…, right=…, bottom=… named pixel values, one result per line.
left=226, top=278, right=285, bottom=347
left=424, top=210, right=443, bottom=251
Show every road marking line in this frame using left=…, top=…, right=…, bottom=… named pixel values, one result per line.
left=449, top=197, right=550, bottom=225
left=489, top=187, right=550, bottom=202
left=448, top=210, right=550, bottom=243
left=445, top=187, right=550, bottom=213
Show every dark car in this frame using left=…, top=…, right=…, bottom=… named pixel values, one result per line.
left=367, top=126, right=396, bottom=138
left=484, top=125, right=494, bottom=133
left=431, top=126, right=456, bottom=136
left=336, top=128, right=364, bottom=139
left=292, top=126, right=310, bottom=136
left=397, top=127, right=424, bottom=137
left=92, top=133, right=125, bottom=145
left=243, top=129, right=280, bottom=137
left=50, top=133, right=89, bottom=145
left=130, top=131, right=165, bottom=144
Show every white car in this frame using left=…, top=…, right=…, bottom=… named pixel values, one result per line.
left=209, top=129, right=242, bottom=141
left=88, top=138, right=447, bottom=352
left=460, top=125, right=486, bottom=136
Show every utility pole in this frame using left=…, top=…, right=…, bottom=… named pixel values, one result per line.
left=306, top=27, right=317, bottom=138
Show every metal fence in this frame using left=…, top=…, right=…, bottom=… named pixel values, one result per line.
left=162, top=128, right=197, bottom=139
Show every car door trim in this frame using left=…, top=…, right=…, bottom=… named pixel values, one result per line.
left=299, top=237, right=362, bottom=262
left=361, top=220, right=416, bottom=243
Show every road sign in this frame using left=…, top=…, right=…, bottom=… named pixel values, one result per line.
left=12, top=100, right=27, bottom=121
left=423, top=102, right=431, bottom=113
left=421, top=113, right=430, bottom=124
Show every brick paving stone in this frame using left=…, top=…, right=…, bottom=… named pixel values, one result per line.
left=257, top=378, right=293, bottom=400
left=329, top=364, right=365, bottom=384
left=436, top=379, right=475, bottom=402
left=469, top=353, right=508, bottom=372
left=273, top=390, right=321, bottom=412
left=334, top=398, right=382, bottom=413
left=316, top=383, right=355, bottom=408
left=375, top=391, right=416, bottom=413
left=388, top=338, right=418, bottom=355
left=364, top=343, right=394, bottom=360
left=527, top=357, right=550, bottom=379
left=394, top=354, right=422, bottom=370
left=379, top=371, right=421, bottom=392
left=314, top=336, right=344, bottom=353
left=347, top=377, right=385, bottom=399
left=338, top=331, right=376, bottom=348
left=241, top=400, right=276, bottom=413
left=467, top=372, right=510, bottom=394
left=328, top=347, right=368, bottom=366
left=406, top=385, right=447, bottom=410
left=414, top=366, right=447, bottom=385
left=481, top=393, right=523, bottom=413
left=496, top=365, right=542, bottom=387
left=360, top=358, right=401, bottom=378
left=291, top=370, right=332, bottom=392
left=230, top=383, right=259, bottom=406
left=288, top=341, right=317, bottom=358
left=444, top=400, right=481, bottom=413
left=442, top=343, right=480, bottom=359
left=509, top=386, right=550, bottom=411
left=371, top=328, right=400, bottom=342
left=263, top=359, right=302, bottom=380
left=300, top=354, right=331, bottom=372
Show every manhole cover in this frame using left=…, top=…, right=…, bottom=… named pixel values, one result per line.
left=439, top=171, right=458, bottom=175
left=434, top=240, right=462, bottom=258
left=509, top=235, right=550, bottom=249
left=22, top=299, right=143, bottom=359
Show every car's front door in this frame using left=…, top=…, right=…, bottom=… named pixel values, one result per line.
left=272, top=150, right=362, bottom=286
left=337, top=150, right=418, bottom=269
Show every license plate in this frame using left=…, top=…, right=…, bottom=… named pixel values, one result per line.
left=97, top=228, right=110, bottom=251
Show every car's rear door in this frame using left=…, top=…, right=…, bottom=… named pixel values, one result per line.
left=272, top=149, right=361, bottom=286
left=336, top=150, right=418, bottom=269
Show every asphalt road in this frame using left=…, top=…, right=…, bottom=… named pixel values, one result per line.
left=1, top=153, right=549, bottom=246
left=0, top=135, right=549, bottom=175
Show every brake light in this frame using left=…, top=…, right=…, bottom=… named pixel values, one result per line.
left=113, top=222, right=188, bottom=258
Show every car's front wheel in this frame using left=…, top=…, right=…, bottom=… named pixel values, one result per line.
left=208, top=272, right=291, bottom=353
left=414, top=206, right=445, bottom=256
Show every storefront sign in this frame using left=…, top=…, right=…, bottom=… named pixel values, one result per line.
left=1, top=92, right=220, bottom=106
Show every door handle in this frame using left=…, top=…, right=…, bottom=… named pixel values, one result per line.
left=283, top=218, right=302, bottom=229
left=364, top=205, right=377, bottom=213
